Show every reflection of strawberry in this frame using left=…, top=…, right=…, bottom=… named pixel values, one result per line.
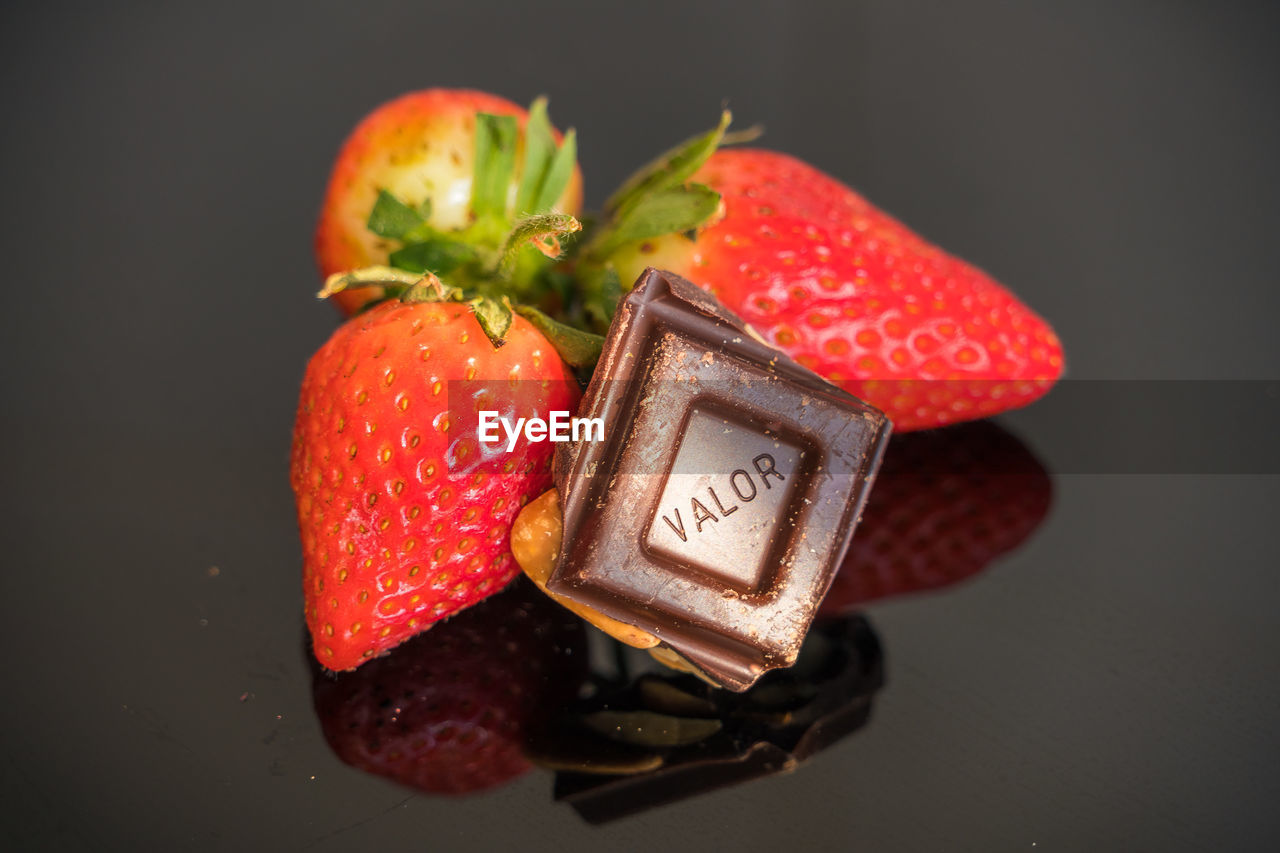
left=820, top=421, right=1052, bottom=614
left=291, top=280, right=581, bottom=671
left=582, top=117, right=1063, bottom=430
left=312, top=578, right=586, bottom=796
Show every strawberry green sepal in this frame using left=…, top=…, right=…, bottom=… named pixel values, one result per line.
left=579, top=266, right=621, bottom=333
left=499, top=213, right=582, bottom=274
left=568, top=111, right=753, bottom=329
left=471, top=113, right=519, bottom=227
left=348, top=190, right=581, bottom=319
left=318, top=266, right=425, bottom=301
left=348, top=98, right=582, bottom=317
left=365, top=190, right=479, bottom=277
left=577, top=107, right=730, bottom=262
left=602, top=110, right=732, bottom=215
left=367, top=189, right=430, bottom=239
left=513, top=305, right=603, bottom=368
left=583, top=184, right=719, bottom=259
left=342, top=271, right=514, bottom=349
left=318, top=266, right=602, bottom=363
left=472, top=102, right=578, bottom=230
left=468, top=296, right=514, bottom=346
left=515, top=98, right=578, bottom=217
left=399, top=274, right=465, bottom=305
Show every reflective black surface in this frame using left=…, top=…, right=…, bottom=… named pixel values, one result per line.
left=4, top=1, right=1279, bottom=850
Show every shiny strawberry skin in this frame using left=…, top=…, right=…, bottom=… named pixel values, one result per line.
left=819, top=421, right=1053, bottom=614
left=291, top=299, right=581, bottom=670
left=312, top=578, right=587, bottom=795
left=315, top=88, right=584, bottom=315
left=617, top=148, right=1063, bottom=431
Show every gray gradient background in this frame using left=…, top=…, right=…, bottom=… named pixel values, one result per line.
left=2, top=1, right=1277, bottom=850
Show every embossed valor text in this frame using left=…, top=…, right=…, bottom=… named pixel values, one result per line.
left=660, top=454, right=786, bottom=542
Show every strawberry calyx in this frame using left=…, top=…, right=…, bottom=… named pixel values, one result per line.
left=398, top=272, right=463, bottom=304
left=512, top=305, right=604, bottom=367
left=318, top=265, right=423, bottom=298
left=362, top=98, right=582, bottom=312
left=498, top=213, right=582, bottom=275
left=320, top=266, right=602, bottom=367
left=323, top=98, right=598, bottom=366
left=566, top=111, right=755, bottom=330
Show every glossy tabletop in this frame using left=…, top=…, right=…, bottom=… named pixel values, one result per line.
left=3, top=2, right=1277, bottom=850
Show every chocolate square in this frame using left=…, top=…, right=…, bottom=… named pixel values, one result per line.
left=548, top=269, right=890, bottom=690
left=643, top=403, right=806, bottom=593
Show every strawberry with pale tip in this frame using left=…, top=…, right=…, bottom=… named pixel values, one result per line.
left=315, top=88, right=584, bottom=315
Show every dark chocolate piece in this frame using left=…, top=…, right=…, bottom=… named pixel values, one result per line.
left=548, top=268, right=890, bottom=690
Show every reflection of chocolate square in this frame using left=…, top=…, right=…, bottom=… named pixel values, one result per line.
left=549, top=269, right=890, bottom=691
left=547, top=615, right=885, bottom=824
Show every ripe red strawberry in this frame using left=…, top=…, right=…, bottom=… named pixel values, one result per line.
left=819, top=421, right=1053, bottom=614
left=312, top=578, right=587, bottom=795
left=291, top=284, right=581, bottom=670
left=316, top=88, right=584, bottom=315
left=588, top=123, right=1063, bottom=430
